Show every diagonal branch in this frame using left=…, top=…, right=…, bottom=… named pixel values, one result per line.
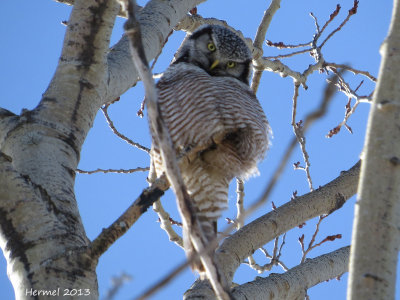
left=216, top=160, right=360, bottom=285
left=231, top=246, right=350, bottom=300
left=89, top=176, right=169, bottom=260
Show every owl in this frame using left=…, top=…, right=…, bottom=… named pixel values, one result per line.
left=150, top=24, right=270, bottom=274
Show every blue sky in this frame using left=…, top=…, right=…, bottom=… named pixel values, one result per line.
left=0, top=0, right=396, bottom=299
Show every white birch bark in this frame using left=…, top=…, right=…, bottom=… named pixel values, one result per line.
left=186, top=246, right=349, bottom=300
left=185, top=161, right=360, bottom=299
left=347, top=0, right=400, bottom=299
left=0, top=0, right=205, bottom=298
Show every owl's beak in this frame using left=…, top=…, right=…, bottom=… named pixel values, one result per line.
left=209, top=60, right=220, bottom=70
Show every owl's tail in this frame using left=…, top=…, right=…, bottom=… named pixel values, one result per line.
left=182, top=162, right=230, bottom=277
left=183, top=218, right=218, bottom=278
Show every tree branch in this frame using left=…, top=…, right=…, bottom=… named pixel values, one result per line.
left=251, top=0, right=281, bottom=93
left=184, top=160, right=359, bottom=298
left=89, top=176, right=169, bottom=260
left=231, top=246, right=350, bottom=300
left=153, top=199, right=184, bottom=248
left=217, top=160, right=359, bottom=284
left=76, top=167, right=149, bottom=174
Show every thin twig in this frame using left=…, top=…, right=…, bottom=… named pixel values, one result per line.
left=245, top=234, right=288, bottom=273
left=266, top=40, right=310, bottom=49
left=101, top=104, right=150, bottom=153
left=76, top=167, right=149, bottom=174
left=235, top=178, right=245, bottom=229
left=316, top=4, right=341, bottom=40
left=309, top=12, right=320, bottom=35
left=319, top=1, right=359, bottom=49
left=324, top=62, right=377, bottom=82
left=325, top=66, right=374, bottom=138
left=153, top=200, right=184, bottom=248
left=299, top=215, right=342, bottom=263
left=264, top=48, right=313, bottom=60
left=291, top=83, right=314, bottom=191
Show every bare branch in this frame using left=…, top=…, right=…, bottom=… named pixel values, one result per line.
left=215, top=162, right=359, bottom=287
left=325, top=67, right=374, bottom=138
left=298, top=215, right=341, bottom=263
left=101, top=104, right=150, bottom=153
left=153, top=200, right=184, bottom=248
left=264, top=48, right=313, bottom=60
left=291, top=83, right=314, bottom=191
left=319, top=1, right=359, bottom=49
left=89, top=176, right=169, bottom=260
left=325, top=62, right=377, bottom=82
left=235, top=178, right=245, bottom=229
left=266, top=40, right=310, bottom=49
left=231, top=246, right=350, bottom=300
left=253, top=0, right=281, bottom=49
left=76, top=167, right=149, bottom=174
left=245, top=234, right=288, bottom=273
left=317, top=4, right=341, bottom=40
left=251, top=0, right=282, bottom=93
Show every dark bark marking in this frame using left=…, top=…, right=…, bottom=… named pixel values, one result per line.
left=328, top=193, right=346, bottom=214
left=389, top=156, right=400, bottom=166
left=59, top=132, right=80, bottom=162
left=137, top=187, right=164, bottom=213
left=41, top=97, right=57, bottom=103
left=62, top=164, right=76, bottom=180
left=0, top=108, right=16, bottom=117
left=20, top=174, right=80, bottom=226
left=77, top=2, right=109, bottom=69
left=0, top=208, right=33, bottom=277
left=364, top=273, right=384, bottom=282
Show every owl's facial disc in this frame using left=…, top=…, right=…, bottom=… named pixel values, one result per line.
left=174, top=25, right=252, bottom=84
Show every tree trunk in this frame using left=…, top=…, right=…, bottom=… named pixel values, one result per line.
left=348, top=0, right=400, bottom=299
left=0, top=0, right=205, bottom=298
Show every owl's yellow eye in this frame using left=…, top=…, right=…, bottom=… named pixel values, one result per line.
left=207, top=42, right=216, bottom=52
left=227, top=61, right=236, bottom=68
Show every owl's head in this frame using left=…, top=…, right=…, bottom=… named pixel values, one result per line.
left=173, top=25, right=252, bottom=84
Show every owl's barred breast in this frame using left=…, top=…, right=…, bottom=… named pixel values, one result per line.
left=154, top=62, right=270, bottom=181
